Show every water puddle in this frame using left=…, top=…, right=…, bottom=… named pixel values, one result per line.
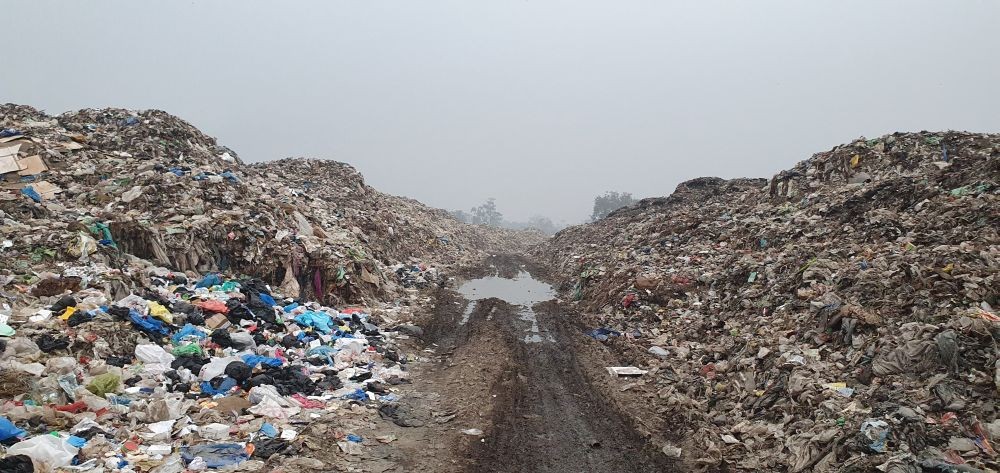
left=457, top=270, right=556, bottom=343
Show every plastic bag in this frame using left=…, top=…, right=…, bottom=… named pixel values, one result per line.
left=257, top=293, right=276, bottom=307
left=172, top=344, right=203, bottom=357
left=0, top=455, right=33, bottom=473
left=171, top=324, right=207, bottom=345
left=86, top=373, right=121, bottom=396
left=130, top=310, right=170, bottom=336
left=195, top=273, right=222, bottom=289
left=146, top=396, right=186, bottom=422
left=180, top=443, right=248, bottom=468
left=247, top=397, right=299, bottom=419
left=115, top=294, right=149, bottom=312
left=247, top=385, right=285, bottom=405
left=198, top=300, right=228, bottom=314
left=4, top=337, right=42, bottom=361
left=860, top=419, right=890, bottom=453
left=241, top=355, right=282, bottom=368
left=0, top=417, right=26, bottom=441
left=136, top=344, right=176, bottom=365
left=44, top=357, right=78, bottom=375
left=148, top=301, right=173, bottom=324
left=199, top=357, right=241, bottom=381
left=229, top=332, right=256, bottom=350
left=200, top=377, right=238, bottom=395
left=224, top=361, right=251, bottom=381
left=294, top=311, right=333, bottom=333
left=7, top=435, right=80, bottom=471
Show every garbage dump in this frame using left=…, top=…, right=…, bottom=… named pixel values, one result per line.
left=1, top=269, right=421, bottom=472
left=0, top=104, right=535, bottom=307
left=0, top=103, right=539, bottom=472
left=537, top=132, right=999, bottom=471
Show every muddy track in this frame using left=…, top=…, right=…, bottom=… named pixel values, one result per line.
left=464, top=300, right=674, bottom=473
left=415, top=255, right=675, bottom=473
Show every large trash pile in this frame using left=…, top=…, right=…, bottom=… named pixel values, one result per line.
left=248, top=158, right=534, bottom=269
left=1, top=269, right=415, bottom=472
left=0, top=104, right=534, bottom=307
left=538, top=132, right=999, bottom=471
left=0, top=103, right=535, bottom=472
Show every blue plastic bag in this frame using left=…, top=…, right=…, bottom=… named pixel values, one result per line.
left=200, top=377, right=238, bottom=395
left=220, top=170, right=239, bottom=183
left=171, top=323, right=207, bottom=344
left=180, top=444, right=248, bottom=468
left=0, top=417, right=26, bottom=441
left=295, top=311, right=333, bottom=334
left=259, top=423, right=278, bottom=438
left=258, top=293, right=276, bottom=307
left=306, top=345, right=336, bottom=365
left=305, top=346, right=336, bottom=357
left=196, top=273, right=222, bottom=289
left=20, top=186, right=41, bottom=203
left=130, top=310, right=170, bottom=336
left=343, top=388, right=367, bottom=402
left=241, top=354, right=282, bottom=368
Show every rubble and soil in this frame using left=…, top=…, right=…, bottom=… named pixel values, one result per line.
left=536, top=131, right=999, bottom=472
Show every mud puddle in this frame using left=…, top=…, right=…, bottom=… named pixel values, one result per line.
left=457, top=270, right=556, bottom=343
left=456, top=270, right=556, bottom=305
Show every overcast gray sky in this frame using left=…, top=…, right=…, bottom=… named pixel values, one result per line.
left=5, top=1, right=999, bottom=222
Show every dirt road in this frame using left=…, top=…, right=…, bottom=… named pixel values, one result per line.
left=465, top=300, right=673, bottom=472
left=398, top=256, right=675, bottom=473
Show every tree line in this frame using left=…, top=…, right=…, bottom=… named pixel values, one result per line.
left=450, top=191, right=636, bottom=235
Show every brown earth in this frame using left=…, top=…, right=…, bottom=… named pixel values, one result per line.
left=366, top=255, right=678, bottom=473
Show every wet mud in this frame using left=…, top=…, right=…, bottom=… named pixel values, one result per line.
left=415, top=255, right=675, bottom=473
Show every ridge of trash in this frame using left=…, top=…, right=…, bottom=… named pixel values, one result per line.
left=0, top=103, right=537, bottom=472
left=536, top=131, right=999, bottom=472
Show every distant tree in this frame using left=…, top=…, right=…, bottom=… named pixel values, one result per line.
left=591, top=191, right=636, bottom=221
left=471, top=198, right=504, bottom=227
left=449, top=209, right=471, bottom=223
left=526, top=215, right=558, bottom=235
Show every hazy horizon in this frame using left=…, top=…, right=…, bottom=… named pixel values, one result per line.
left=6, top=1, right=999, bottom=222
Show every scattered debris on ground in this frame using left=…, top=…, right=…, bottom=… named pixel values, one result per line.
left=538, top=131, right=999, bottom=472
left=0, top=104, right=537, bottom=472
left=4, top=102, right=997, bottom=472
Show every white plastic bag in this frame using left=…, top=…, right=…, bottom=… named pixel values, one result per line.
left=7, top=435, right=80, bottom=471
left=135, top=344, right=175, bottom=365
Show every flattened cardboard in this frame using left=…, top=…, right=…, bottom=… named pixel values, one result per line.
left=17, top=155, right=48, bottom=175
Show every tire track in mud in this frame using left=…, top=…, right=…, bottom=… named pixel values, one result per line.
left=417, top=255, right=675, bottom=473
left=464, top=300, right=675, bottom=473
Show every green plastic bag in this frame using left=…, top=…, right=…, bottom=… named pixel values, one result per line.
left=172, top=344, right=203, bottom=357
left=86, top=373, right=121, bottom=396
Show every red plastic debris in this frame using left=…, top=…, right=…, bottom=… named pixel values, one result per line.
left=54, top=401, right=88, bottom=413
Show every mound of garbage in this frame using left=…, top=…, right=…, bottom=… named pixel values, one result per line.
left=0, top=103, right=534, bottom=472
left=538, top=132, right=999, bottom=471
left=1, top=104, right=532, bottom=306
